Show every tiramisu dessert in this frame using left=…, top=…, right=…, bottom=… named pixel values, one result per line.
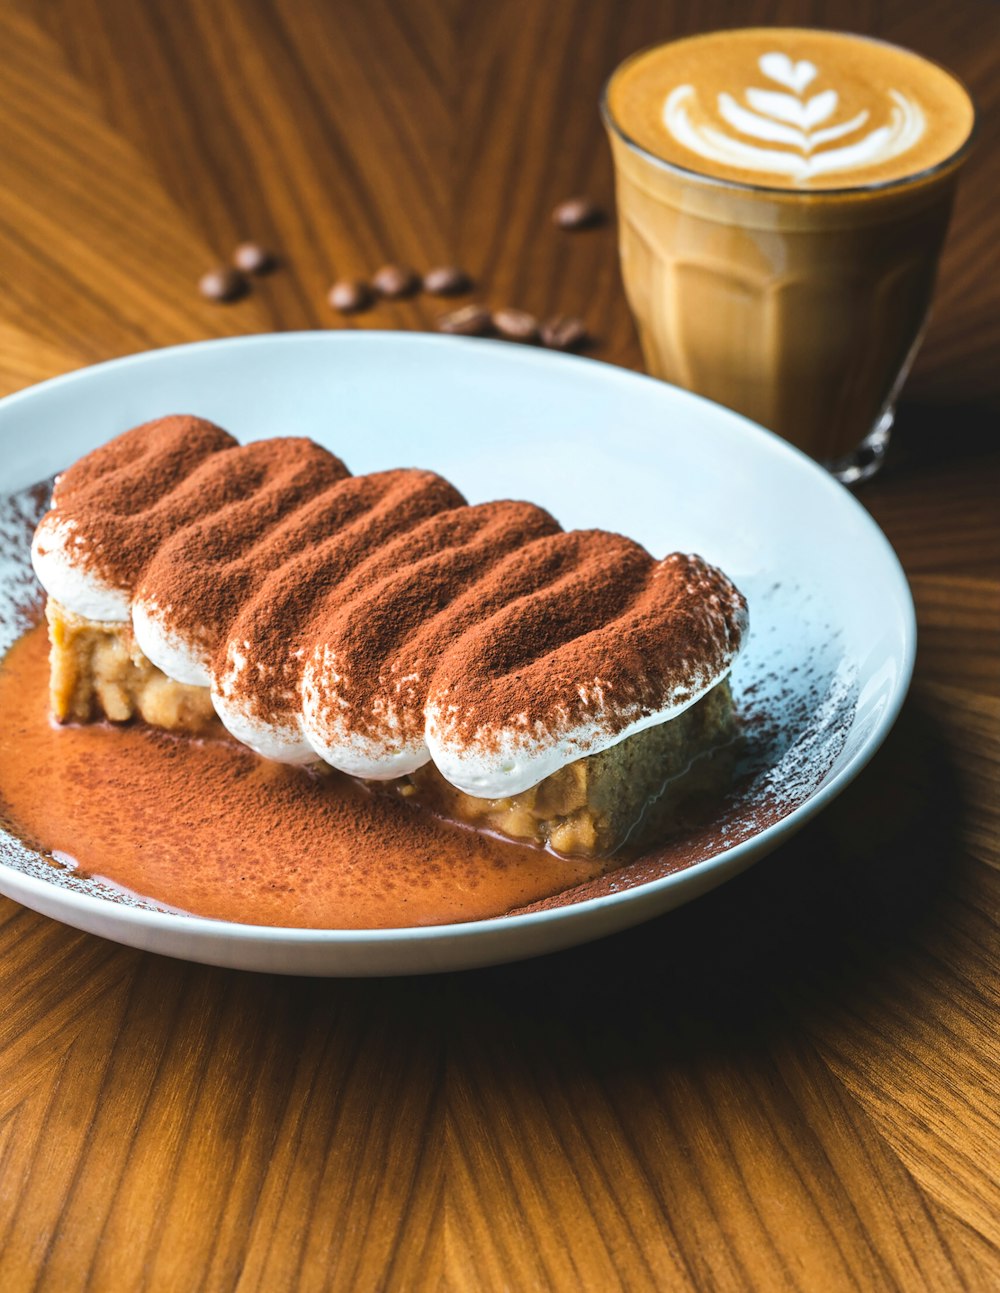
left=27, top=415, right=747, bottom=872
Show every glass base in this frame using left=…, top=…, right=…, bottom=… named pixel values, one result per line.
left=825, top=408, right=894, bottom=486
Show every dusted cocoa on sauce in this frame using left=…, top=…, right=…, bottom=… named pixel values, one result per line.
left=0, top=624, right=601, bottom=929
left=0, top=619, right=860, bottom=928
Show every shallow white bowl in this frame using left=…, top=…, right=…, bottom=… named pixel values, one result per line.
left=0, top=333, right=915, bottom=975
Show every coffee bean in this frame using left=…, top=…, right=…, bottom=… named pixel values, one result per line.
left=540, top=315, right=588, bottom=350
left=436, top=304, right=492, bottom=336
left=552, top=197, right=605, bottom=230
left=492, top=307, right=539, bottom=343
left=328, top=279, right=373, bottom=314
left=372, top=264, right=419, bottom=299
left=423, top=265, right=471, bottom=296
left=232, top=242, right=275, bottom=274
left=199, top=267, right=247, bottom=303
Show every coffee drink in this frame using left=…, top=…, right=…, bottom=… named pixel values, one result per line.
left=604, top=29, right=975, bottom=478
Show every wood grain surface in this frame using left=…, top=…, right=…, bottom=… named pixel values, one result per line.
left=0, top=1, right=998, bottom=1289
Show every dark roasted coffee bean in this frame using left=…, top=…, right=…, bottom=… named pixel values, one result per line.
left=328, top=279, right=373, bottom=314
left=423, top=265, right=471, bottom=296
left=232, top=242, right=275, bottom=274
left=199, top=267, right=247, bottom=303
left=492, top=307, right=539, bottom=342
left=372, top=264, right=419, bottom=298
left=436, top=304, right=492, bottom=336
left=552, top=196, right=605, bottom=230
left=540, top=314, right=588, bottom=350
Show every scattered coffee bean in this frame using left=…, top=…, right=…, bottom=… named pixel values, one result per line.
left=423, top=265, right=471, bottom=296
left=198, top=267, right=247, bottom=303
left=436, top=303, right=492, bottom=336
left=552, top=196, right=605, bottom=230
left=540, top=314, right=588, bottom=351
left=492, top=307, right=540, bottom=343
left=232, top=242, right=275, bottom=274
left=328, top=279, right=373, bottom=314
left=372, top=263, right=419, bottom=299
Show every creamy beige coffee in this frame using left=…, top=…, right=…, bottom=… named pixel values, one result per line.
left=604, top=29, right=975, bottom=474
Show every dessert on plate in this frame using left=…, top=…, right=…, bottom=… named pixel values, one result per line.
left=31, top=415, right=748, bottom=858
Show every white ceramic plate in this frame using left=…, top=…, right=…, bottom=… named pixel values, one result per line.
left=0, top=333, right=915, bottom=975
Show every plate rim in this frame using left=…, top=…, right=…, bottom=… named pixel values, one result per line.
left=0, top=331, right=917, bottom=948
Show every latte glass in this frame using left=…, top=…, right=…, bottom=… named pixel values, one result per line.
left=602, top=30, right=976, bottom=483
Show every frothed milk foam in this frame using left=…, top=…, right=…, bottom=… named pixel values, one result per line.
left=605, top=30, right=974, bottom=468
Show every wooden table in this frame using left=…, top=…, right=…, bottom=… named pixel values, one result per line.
left=1, top=2, right=997, bottom=1288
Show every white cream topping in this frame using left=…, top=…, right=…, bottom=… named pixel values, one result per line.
left=424, top=680, right=717, bottom=799
left=33, top=506, right=743, bottom=794
left=34, top=521, right=318, bottom=763
left=132, top=598, right=212, bottom=688
left=662, top=51, right=926, bottom=183
left=31, top=518, right=131, bottom=622
left=299, top=650, right=431, bottom=780
left=210, top=642, right=317, bottom=764
left=210, top=687, right=317, bottom=765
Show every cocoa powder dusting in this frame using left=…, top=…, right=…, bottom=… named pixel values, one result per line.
left=44, top=415, right=237, bottom=591
left=36, top=417, right=747, bottom=759
left=0, top=482, right=857, bottom=929
left=138, top=438, right=349, bottom=653
left=305, top=500, right=560, bottom=743
left=0, top=625, right=600, bottom=928
left=513, top=656, right=859, bottom=915
left=218, top=469, right=466, bottom=722
left=428, top=545, right=743, bottom=750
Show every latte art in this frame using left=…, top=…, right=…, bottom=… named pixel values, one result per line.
left=663, top=52, right=926, bottom=183
left=605, top=29, right=974, bottom=480
left=607, top=29, right=973, bottom=191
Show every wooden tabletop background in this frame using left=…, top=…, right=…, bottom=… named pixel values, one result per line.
left=1, top=1, right=998, bottom=1289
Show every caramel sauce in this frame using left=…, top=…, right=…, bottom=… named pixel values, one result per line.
left=0, top=625, right=601, bottom=929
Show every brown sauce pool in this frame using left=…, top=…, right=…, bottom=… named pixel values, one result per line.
left=0, top=624, right=602, bottom=928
